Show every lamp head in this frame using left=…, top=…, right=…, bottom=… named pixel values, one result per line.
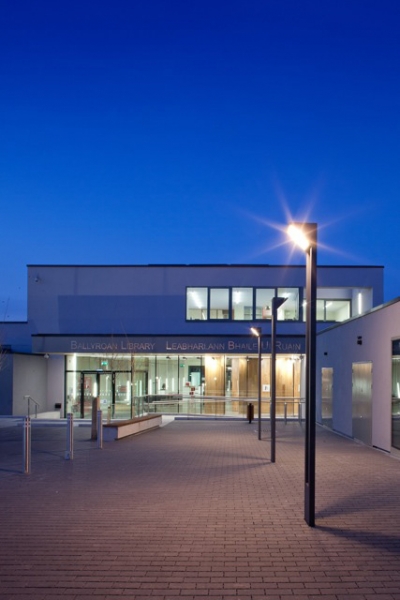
left=272, top=296, right=287, bottom=310
left=250, top=327, right=262, bottom=337
left=287, top=222, right=317, bottom=252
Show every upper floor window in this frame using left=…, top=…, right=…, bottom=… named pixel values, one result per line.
left=322, top=299, right=350, bottom=322
left=277, top=288, right=299, bottom=321
left=255, top=289, right=274, bottom=319
left=186, top=287, right=208, bottom=320
left=187, top=286, right=357, bottom=323
left=186, top=286, right=300, bottom=321
left=232, top=287, right=253, bottom=321
left=210, top=288, right=229, bottom=320
left=304, top=298, right=351, bottom=322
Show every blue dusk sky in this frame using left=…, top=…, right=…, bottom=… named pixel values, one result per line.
left=1, top=0, right=399, bottom=320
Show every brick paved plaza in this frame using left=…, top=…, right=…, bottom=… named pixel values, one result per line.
left=1, top=418, right=400, bottom=600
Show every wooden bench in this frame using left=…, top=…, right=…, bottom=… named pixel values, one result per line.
left=103, top=414, right=162, bottom=441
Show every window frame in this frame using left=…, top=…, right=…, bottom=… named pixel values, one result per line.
left=186, top=286, right=303, bottom=322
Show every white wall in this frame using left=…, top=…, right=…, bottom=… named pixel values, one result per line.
left=26, top=264, right=384, bottom=336
left=13, top=354, right=48, bottom=416
left=317, top=299, right=400, bottom=452
left=47, top=355, right=65, bottom=411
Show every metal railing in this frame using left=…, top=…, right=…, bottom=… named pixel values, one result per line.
left=66, top=393, right=306, bottom=422
left=23, top=395, right=40, bottom=418
left=147, top=396, right=305, bottom=420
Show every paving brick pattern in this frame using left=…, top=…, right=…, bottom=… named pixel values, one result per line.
left=1, top=418, right=400, bottom=600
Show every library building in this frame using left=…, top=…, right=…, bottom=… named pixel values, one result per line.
left=0, top=263, right=383, bottom=425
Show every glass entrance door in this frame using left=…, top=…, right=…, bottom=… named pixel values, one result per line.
left=99, top=372, right=113, bottom=415
left=68, top=366, right=147, bottom=419
left=79, top=372, right=113, bottom=418
left=115, top=372, right=132, bottom=419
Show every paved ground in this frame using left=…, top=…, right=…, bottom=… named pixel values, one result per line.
left=0, top=417, right=400, bottom=600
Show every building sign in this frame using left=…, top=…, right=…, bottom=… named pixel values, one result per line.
left=32, top=334, right=305, bottom=355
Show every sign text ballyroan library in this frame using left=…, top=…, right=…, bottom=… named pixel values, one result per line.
left=68, top=337, right=303, bottom=354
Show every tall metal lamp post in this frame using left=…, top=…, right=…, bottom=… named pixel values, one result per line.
left=251, top=326, right=262, bottom=440
left=288, top=222, right=318, bottom=527
left=270, top=296, right=287, bottom=463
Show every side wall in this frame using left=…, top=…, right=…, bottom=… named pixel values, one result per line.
left=46, top=355, right=65, bottom=412
left=317, top=300, right=400, bottom=452
left=0, top=354, right=14, bottom=415
left=13, top=354, right=48, bottom=416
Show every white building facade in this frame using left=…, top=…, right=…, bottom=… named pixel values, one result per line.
left=0, top=263, right=383, bottom=420
left=317, top=296, right=400, bottom=454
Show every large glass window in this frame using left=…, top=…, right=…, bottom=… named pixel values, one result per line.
left=186, top=287, right=208, bottom=320
left=277, top=288, right=299, bottom=321
left=316, top=299, right=325, bottom=321
left=186, top=286, right=302, bottom=321
left=210, top=288, right=230, bottom=319
left=392, top=348, right=400, bottom=449
left=232, top=287, right=253, bottom=320
left=325, top=300, right=350, bottom=321
left=305, top=299, right=351, bottom=322
left=255, top=289, right=274, bottom=319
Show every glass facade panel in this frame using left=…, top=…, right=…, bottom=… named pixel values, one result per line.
left=210, top=288, right=230, bottom=319
left=277, top=288, right=299, bottom=321
left=155, top=356, right=179, bottom=395
left=255, top=289, right=274, bottom=319
left=392, top=356, right=400, bottom=450
left=99, top=373, right=113, bottom=413
left=232, top=287, right=253, bottom=320
left=187, top=287, right=208, bottom=320
left=303, top=298, right=351, bottom=322
left=66, top=371, right=80, bottom=415
left=181, top=356, right=204, bottom=396
left=115, top=372, right=132, bottom=418
left=65, top=352, right=304, bottom=418
left=316, top=300, right=325, bottom=321
left=325, top=300, right=350, bottom=321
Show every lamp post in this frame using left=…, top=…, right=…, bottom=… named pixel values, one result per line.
left=270, top=296, right=287, bottom=463
left=251, top=326, right=262, bottom=440
left=288, top=222, right=318, bottom=527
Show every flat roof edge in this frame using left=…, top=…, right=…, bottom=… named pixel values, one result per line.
left=26, top=263, right=384, bottom=269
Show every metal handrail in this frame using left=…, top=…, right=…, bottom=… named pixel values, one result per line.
left=147, top=396, right=305, bottom=419
left=23, top=395, right=40, bottom=418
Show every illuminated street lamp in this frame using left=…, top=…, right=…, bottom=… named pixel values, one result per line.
left=270, top=296, right=287, bottom=463
left=288, top=222, right=318, bottom=527
left=251, top=326, right=262, bottom=440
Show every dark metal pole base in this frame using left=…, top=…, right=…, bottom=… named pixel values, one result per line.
left=304, top=482, right=315, bottom=527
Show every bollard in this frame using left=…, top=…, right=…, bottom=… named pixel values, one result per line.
left=97, top=410, right=103, bottom=449
left=65, top=413, right=74, bottom=460
left=91, top=397, right=100, bottom=440
left=284, top=402, right=287, bottom=424
left=247, top=402, right=254, bottom=424
left=107, top=406, right=111, bottom=424
left=23, top=416, right=31, bottom=474
left=298, top=402, right=302, bottom=422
